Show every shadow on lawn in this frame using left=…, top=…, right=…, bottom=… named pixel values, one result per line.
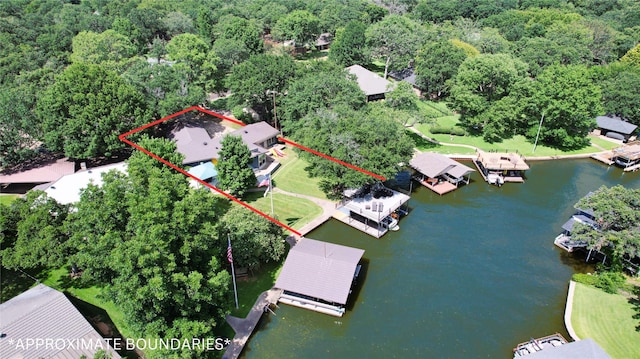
left=630, top=285, right=640, bottom=332
left=66, top=295, right=140, bottom=359
left=406, top=130, right=440, bottom=151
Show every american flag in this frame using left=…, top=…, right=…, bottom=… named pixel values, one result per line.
left=227, top=242, right=233, bottom=264
left=258, top=175, right=270, bottom=187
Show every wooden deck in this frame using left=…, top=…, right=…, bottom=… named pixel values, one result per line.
left=417, top=179, right=457, bottom=195
left=223, top=288, right=282, bottom=359
left=332, top=209, right=386, bottom=238
left=590, top=153, right=615, bottom=165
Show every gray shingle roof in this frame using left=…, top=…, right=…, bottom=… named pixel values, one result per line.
left=346, top=65, right=393, bottom=96
left=0, top=284, right=121, bottom=359
left=524, top=338, right=611, bottom=359
left=410, top=152, right=474, bottom=179
left=389, top=67, right=417, bottom=86
left=170, top=122, right=279, bottom=165
left=275, top=238, right=365, bottom=305
left=596, top=116, right=637, bottom=135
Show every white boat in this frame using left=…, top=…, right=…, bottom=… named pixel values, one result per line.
left=487, top=173, right=504, bottom=186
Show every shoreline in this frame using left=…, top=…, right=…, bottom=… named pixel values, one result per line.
left=564, top=280, right=581, bottom=341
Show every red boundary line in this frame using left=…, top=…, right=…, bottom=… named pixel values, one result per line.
left=119, top=106, right=387, bottom=235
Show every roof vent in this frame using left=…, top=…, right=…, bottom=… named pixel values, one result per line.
left=203, top=142, right=208, bottom=145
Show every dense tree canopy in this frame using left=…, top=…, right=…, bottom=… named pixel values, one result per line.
left=272, top=10, right=320, bottom=47
left=329, top=20, right=368, bottom=67
left=572, top=186, right=640, bottom=272
left=414, top=39, right=467, bottom=97
left=37, top=62, right=150, bottom=159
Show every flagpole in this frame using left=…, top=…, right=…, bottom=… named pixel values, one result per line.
left=228, top=234, right=239, bottom=309
left=269, top=175, right=274, bottom=217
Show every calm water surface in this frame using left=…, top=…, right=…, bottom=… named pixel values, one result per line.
left=244, top=159, right=639, bottom=358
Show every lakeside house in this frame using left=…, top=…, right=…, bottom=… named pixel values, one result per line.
left=590, top=143, right=640, bottom=171
left=473, top=150, right=529, bottom=185
left=169, top=121, right=279, bottom=168
left=315, top=32, right=333, bottom=50
left=554, top=199, right=597, bottom=254
left=275, top=238, right=365, bottom=317
left=333, top=183, right=410, bottom=238
left=41, top=162, right=127, bottom=205
left=594, top=115, right=637, bottom=143
left=409, top=152, right=474, bottom=195
left=345, top=65, right=394, bottom=101
left=0, top=284, right=121, bottom=359
left=0, top=157, right=76, bottom=194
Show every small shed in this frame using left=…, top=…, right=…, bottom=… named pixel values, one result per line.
left=595, top=115, right=637, bottom=142
left=275, top=238, right=365, bottom=316
left=315, top=33, right=333, bottom=50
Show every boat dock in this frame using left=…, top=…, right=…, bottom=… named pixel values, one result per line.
left=223, top=288, right=282, bottom=359
left=332, top=208, right=387, bottom=238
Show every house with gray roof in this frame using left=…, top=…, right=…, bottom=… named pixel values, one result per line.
left=410, top=152, right=474, bottom=195
left=169, top=121, right=279, bottom=169
left=346, top=65, right=394, bottom=101
left=595, top=115, right=638, bottom=142
left=0, top=284, right=121, bottom=359
left=275, top=238, right=365, bottom=317
left=315, top=32, right=333, bottom=50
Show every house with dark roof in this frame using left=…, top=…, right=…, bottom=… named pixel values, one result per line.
left=0, top=157, right=76, bottom=193
left=388, top=67, right=422, bottom=96
left=275, top=238, right=365, bottom=317
left=410, top=152, right=474, bottom=195
left=595, top=115, right=638, bottom=142
left=346, top=65, right=394, bottom=101
left=315, top=32, right=333, bottom=50
left=169, top=121, right=280, bottom=169
left=0, top=284, right=121, bottom=359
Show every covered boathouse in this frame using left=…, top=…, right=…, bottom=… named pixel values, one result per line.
left=409, top=152, right=474, bottom=195
left=275, top=238, right=365, bottom=317
left=474, top=150, right=529, bottom=185
left=334, top=184, right=411, bottom=238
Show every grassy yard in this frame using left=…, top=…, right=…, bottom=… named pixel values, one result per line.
left=272, top=148, right=327, bottom=199
left=242, top=191, right=323, bottom=230
left=0, top=194, right=20, bottom=205
left=413, top=108, right=613, bottom=157
left=571, top=282, right=640, bottom=358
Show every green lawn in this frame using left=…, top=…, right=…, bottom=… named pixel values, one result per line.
left=589, top=135, right=622, bottom=151
left=41, top=267, right=134, bottom=337
left=242, top=191, right=323, bottom=230
left=272, top=149, right=328, bottom=199
left=0, top=194, right=20, bottom=205
left=414, top=119, right=609, bottom=157
left=571, top=282, right=640, bottom=358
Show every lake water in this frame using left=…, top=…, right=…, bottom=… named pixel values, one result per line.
left=243, top=159, right=639, bottom=358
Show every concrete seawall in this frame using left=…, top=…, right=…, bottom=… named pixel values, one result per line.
left=564, top=281, right=581, bottom=341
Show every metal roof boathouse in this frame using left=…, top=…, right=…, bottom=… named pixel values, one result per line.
left=275, top=238, right=365, bottom=317
left=409, top=152, right=474, bottom=195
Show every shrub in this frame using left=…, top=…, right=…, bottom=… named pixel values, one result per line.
left=430, top=125, right=466, bottom=136
left=572, top=273, right=598, bottom=286
left=231, top=105, right=253, bottom=123
left=572, top=272, right=626, bottom=294
left=450, top=127, right=466, bottom=136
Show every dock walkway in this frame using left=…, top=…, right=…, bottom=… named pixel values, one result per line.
left=223, top=288, right=283, bottom=359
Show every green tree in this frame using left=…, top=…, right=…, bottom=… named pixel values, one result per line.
left=221, top=206, right=285, bottom=271
left=1, top=191, right=71, bottom=270
left=449, top=53, right=528, bottom=132
left=272, top=10, right=320, bottom=47
left=213, top=15, right=263, bottom=54
left=524, top=65, right=602, bottom=150
left=0, top=86, right=40, bottom=167
left=596, top=63, right=640, bottom=125
left=166, top=33, right=221, bottom=91
left=37, top=63, right=150, bottom=159
left=329, top=21, right=368, bottom=67
left=226, top=54, right=299, bottom=121
left=281, top=66, right=366, bottom=133
left=293, top=107, right=415, bottom=197
left=216, top=135, right=257, bottom=198
left=161, top=11, right=195, bottom=37
left=69, top=30, right=136, bottom=67
left=414, top=39, right=467, bottom=97
left=621, top=43, right=640, bottom=66
left=366, top=15, right=424, bottom=78
left=572, top=185, right=640, bottom=272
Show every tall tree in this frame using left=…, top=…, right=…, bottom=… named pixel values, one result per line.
left=449, top=53, right=529, bottom=133
left=226, top=54, right=299, bottom=121
left=166, top=33, right=221, bottom=92
left=281, top=66, right=366, bottom=133
left=216, top=135, right=257, bottom=198
left=596, top=63, right=640, bottom=125
left=69, top=30, right=136, bottom=67
left=523, top=64, right=602, bottom=150
left=213, top=15, right=263, bottom=54
left=0, top=86, right=40, bottom=167
left=272, top=10, right=320, bottom=47
left=414, top=39, right=467, bottom=97
left=365, top=14, right=424, bottom=78
left=329, top=21, right=368, bottom=67
left=1, top=191, right=71, bottom=270
left=37, top=63, right=151, bottom=159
